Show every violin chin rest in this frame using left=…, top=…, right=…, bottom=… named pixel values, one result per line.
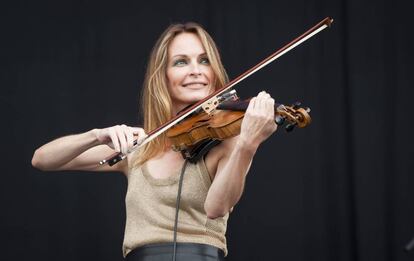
left=181, top=139, right=222, bottom=163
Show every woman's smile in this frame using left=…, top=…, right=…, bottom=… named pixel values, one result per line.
left=182, top=82, right=208, bottom=88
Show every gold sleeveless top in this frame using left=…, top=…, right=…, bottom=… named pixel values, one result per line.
left=122, top=157, right=229, bottom=257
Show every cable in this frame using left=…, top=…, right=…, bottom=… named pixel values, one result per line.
left=172, top=160, right=189, bottom=261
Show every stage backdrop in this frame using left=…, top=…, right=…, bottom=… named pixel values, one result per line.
left=2, top=0, right=414, bottom=260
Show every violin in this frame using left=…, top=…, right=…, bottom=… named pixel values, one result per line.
left=99, top=17, right=333, bottom=166
left=166, top=92, right=311, bottom=162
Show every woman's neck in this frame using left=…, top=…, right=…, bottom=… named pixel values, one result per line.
left=171, top=102, right=191, bottom=116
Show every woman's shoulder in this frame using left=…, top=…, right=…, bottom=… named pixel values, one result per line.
left=124, top=150, right=142, bottom=176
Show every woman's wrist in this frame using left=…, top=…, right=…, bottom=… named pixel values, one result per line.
left=235, top=136, right=259, bottom=156
left=88, top=128, right=104, bottom=146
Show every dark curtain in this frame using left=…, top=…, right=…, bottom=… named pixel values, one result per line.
left=2, top=0, right=413, bottom=260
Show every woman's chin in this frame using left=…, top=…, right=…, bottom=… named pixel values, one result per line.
left=173, top=95, right=207, bottom=109
left=185, top=91, right=211, bottom=102
left=171, top=88, right=215, bottom=108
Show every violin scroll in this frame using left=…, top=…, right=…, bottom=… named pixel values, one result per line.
left=276, top=102, right=311, bottom=132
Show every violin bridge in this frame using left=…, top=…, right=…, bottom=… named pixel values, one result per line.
left=201, top=96, right=220, bottom=114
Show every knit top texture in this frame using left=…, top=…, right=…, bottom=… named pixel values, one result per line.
left=122, top=157, right=229, bottom=257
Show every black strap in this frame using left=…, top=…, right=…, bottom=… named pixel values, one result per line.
left=181, top=139, right=222, bottom=163
left=172, top=159, right=189, bottom=261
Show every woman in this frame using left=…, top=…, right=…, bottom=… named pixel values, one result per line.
left=32, top=22, right=277, bottom=260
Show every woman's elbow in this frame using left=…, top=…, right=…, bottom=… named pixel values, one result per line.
left=31, top=149, right=48, bottom=171
left=204, top=202, right=229, bottom=219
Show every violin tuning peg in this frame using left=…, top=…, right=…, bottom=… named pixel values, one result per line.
left=275, top=115, right=285, bottom=126
left=292, top=102, right=301, bottom=109
left=285, top=122, right=297, bottom=132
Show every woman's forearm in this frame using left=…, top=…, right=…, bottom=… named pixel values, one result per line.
left=31, top=129, right=100, bottom=170
left=204, top=138, right=257, bottom=218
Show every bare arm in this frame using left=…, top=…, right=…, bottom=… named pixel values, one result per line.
left=204, top=138, right=256, bottom=218
left=204, top=91, right=277, bottom=218
left=31, top=125, right=146, bottom=174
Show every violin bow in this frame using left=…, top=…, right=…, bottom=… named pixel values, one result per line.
left=100, top=17, right=333, bottom=166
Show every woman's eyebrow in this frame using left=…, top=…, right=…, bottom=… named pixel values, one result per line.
left=170, top=53, right=207, bottom=59
left=171, top=54, right=187, bottom=59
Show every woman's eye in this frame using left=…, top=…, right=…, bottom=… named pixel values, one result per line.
left=173, top=59, right=187, bottom=66
left=200, top=57, right=210, bottom=64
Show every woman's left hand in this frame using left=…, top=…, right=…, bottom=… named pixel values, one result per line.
left=239, top=91, right=278, bottom=150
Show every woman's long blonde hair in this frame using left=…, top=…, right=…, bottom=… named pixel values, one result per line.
left=132, top=22, right=229, bottom=168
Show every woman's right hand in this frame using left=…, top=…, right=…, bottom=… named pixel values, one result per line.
left=94, top=125, right=147, bottom=155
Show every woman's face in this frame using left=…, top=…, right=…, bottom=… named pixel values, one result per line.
left=166, top=32, right=215, bottom=113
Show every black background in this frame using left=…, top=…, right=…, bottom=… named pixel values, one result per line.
left=2, top=0, right=414, bottom=260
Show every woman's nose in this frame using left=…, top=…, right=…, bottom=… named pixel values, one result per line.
left=189, top=62, right=202, bottom=76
